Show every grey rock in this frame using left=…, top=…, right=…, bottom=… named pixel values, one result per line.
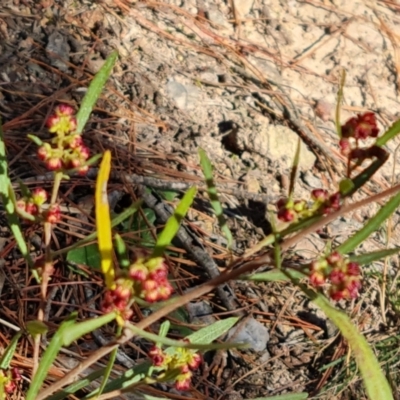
left=46, top=30, right=70, bottom=72
left=165, top=79, right=200, bottom=110
left=227, top=317, right=269, bottom=352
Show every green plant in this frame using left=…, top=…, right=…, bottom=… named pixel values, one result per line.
left=0, top=52, right=398, bottom=400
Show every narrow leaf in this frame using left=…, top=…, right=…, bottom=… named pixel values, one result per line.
left=375, top=118, right=400, bottom=147
left=0, top=119, right=34, bottom=269
left=95, top=150, right=115, bottom=289
left=186, top=317, right=238, bottom=344
left=246, top=268, right=307, bottom=282
left=114, top=234, right=130, bottom=269
left=337, top=190, right=400, bottom=254
left=0, top=332, right=21, bottom=369
left=199, top=149, right=233, bottom=249
left=76, top=51, right=118, bottom=134
left=61, top=312, right=116, bottom=346
left=310, top=289, right=392, bottom=399
left=46, top=369, right=105, bottom=400
left=151, top=186, right=197, bottom=258
left=27, top=314, right=78, bottom=400
left=349, top=248, right=400, bottom=266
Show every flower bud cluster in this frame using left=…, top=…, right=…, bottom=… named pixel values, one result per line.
left=148, top=340, right=202, bottom=391
left=339, top=112, right=379, bottom=160
left=129, top=256, right=173, bottom=303
left=16, top=188, right=61, bottom=224
left=276, top=189, right=341, bottom=223
left=0, top=367, right=21, bottom=395
left=101, top=256, right=173, bottom=321
left=36, top=104, right=90, bottom=175
left=309, top=251, right=362, bottom=301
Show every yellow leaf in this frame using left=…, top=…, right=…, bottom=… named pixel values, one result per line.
left=95, top=150, right=115, bottom=289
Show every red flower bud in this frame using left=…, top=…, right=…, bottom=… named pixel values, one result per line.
left=55, top=103, right=75, bottom=116
left=311, top=189, right=328, bottom=202
left=45, top=204, right=61, bottom=224
left=46, top=157, right=62, bottom=171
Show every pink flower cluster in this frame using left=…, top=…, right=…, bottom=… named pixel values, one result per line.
left=16, top=187, right=61, bottom=224
left=36, top=104, right=90, bottom=175
left=310, top=251, right=362, bottom=301
left=101, top=256, right=173, bottom=321
left=339, top=112, right=379, bottom=158
left=276, top=189, right=341, bottom=223
left=0, top=367, right=21, bottom=394
left=148, top=341, right=202, bottom=391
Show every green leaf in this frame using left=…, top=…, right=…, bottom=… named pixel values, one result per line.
left=245, top=268, right=307, bottom=282
left=66, top=243, right=101, bottom=269
left=45, top=369, right=105, bottom=400
left=0, top=119, right=34, bottom=270
left=27, top=314, right=78, bottom=400
left=199, top=149, right=233, bottom=249
left=26, top=320, right=48, bottom=336
left=96, top=346, right=118, bottom=399
left=114, top=234, right=130, bottom=269
left=76, top=50, right=118, bottom=134
left=60, top=312, right=116, bottom=346
left=126, top=320, right=241, bottom=351
left=337, top=189, right=400, bottom=255
left=82, top=362, right=151, bottom=399
left=375, top=118, right=400, bottom=147
left=159, top=190, right=178, bottom=201
left=186, top=317, right=238, bottom=344
left=151, top=186, right=197, bottom=258
left=287, top=272, right=393, bottom=400
left=349, top=248, right=400, bottom=266
left=0, top=331, right=22, bottom=369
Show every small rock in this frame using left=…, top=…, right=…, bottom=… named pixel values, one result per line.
left=165, top=79, right=200, bottom=110
left=187, top=301, right=216, bottom=325
left=234, top=0, right=254, bottom=18
left=46, top=30, right=70, bottom=72
left=266, top=125, right=316, bottom=170
left=227, top=317, right=269, bottom=352
left=314, top=99, right=332, bottom=122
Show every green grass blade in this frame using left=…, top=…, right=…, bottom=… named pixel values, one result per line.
left=76, top=50, right=118, bottom=134
left=309, top=288, right=393, bottom=399
left=60, top=312, right=116, bottom=346
left=245, top=268, right=307, bottom=282
left=27, top=314, right=78, bottom=400
left=95, top=346, right=118, bottom=399
left=0, top=119, right=34, bottom=270
left=284, top=270, right=393, bottom=400
left=337, top=190, right=400, bottom=255
left=0, top=331, right=22, bottom=369
left=198, top=149, right=233, bottom=249
left=341, top=153, right=389, bottom=197
left=375, top=118, right=400, bottom=147
left=45, top=369, right=106, bottom=400
left=151, top=187, right=197, bottom=258
left=349, top=248, right=400, bottom=265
